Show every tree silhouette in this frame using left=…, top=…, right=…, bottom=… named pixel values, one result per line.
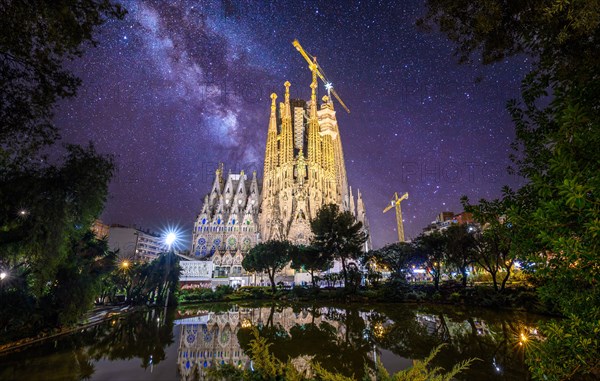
left=310, top=204, right=367, bottom=288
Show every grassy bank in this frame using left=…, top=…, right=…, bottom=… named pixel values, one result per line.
left=178, top=282, right=555, bottom=315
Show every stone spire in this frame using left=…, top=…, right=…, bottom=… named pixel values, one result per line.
left=279, top=81, right=294, bottom=165
left=356, top=189, right=365, bottom=225
left=307, top=65, right=321, bottom=164
left=264, top=93, right=278, bottom=176
left=349, top=186, right=356, bottom=216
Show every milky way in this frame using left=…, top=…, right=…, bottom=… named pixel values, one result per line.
left=56, top=0, right=530, bottom=248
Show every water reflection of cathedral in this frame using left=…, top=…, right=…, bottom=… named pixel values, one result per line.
left=175, top=307, right=348, bottom=380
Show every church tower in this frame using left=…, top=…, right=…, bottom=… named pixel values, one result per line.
left=259, top=76, right=367, bottom=245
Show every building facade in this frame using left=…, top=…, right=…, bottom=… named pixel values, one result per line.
left=259, top=81, right=368, bottom=244
left=91, top=219, right=110, bottom=239
left=422, top=211, right=476, bottom=235
left=190, top=169, right=261, bottom=279
left=107, top=225, right=163, bottom=261
left=189, top=78, right=370, bottom=283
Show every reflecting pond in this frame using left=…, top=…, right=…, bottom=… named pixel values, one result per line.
left=0, top=302, right=544, bottom=380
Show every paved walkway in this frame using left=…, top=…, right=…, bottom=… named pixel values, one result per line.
left=0, top=305, right=132, bottom=355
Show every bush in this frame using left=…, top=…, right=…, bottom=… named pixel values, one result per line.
left=178, top=288, right=217, bottom=303
left=231, top=286, right=273, bottom=300
left=449, top=292, right=462, bottom=303
left=405, top=291, right=426, bottom=302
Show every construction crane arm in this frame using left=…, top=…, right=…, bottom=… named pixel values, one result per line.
left=383, top=204, right=394, bottom=213
left=330, top=88, right=350, bottom=113
left=292, top=39, right=350, bottom=113
left=293, top=39, right=315, bottom=69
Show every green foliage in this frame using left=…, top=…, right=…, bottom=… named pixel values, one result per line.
left=208, top=328, right=474, bottom=381
left=47, top=231, right=117, bottom=326
left=364, top=242, right=418, bottom=282
left=441, top=224, right=475, bottom=288
left=421, top=0, right=600, bottom=378
left=311, top=203, right=367, bottom=289
left=463, top=195, right=533, bottom=292
left=178, top=285, right=235, bottom=303
left=0, top=0, right=126, bottom=163
left=374, top=344, right=476, bottom=381
left=103, top=253, right=180, bottom=306
left=1, top=144, right=115, bottom=296
left=290, top=244, right=333, bottom=288
left=0, top=0, right=126, bottom=341
left=413, top=232, right=446, bottom=290
left=242, top=240, right=294, bottom=292
left=527, top=310, right=600, bottom=380
left=0, top=144, right=116, bottom=337
left=0, top=231, right=117, bottom=339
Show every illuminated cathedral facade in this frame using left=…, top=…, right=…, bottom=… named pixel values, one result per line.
left=190, top=78, right=369, bottom=276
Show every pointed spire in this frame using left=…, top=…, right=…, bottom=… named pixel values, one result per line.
left=310, top=62, right=318, bottom=119
left=280, top=82, right=294, bottom=165
left=357, top=189, right=366, bottom=225
left=270, top=92, right=277, bottom=116
left=284, top=81, right=291, bottom=107
left=209, top=164, right=224, bottom=205
left=349, top=186, right=356, bottom=216
left=264, top=93, right=279, bottom=176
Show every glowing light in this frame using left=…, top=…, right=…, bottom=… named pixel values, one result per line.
left=161, top=225, right=183, bottom=250
left=0, top=272, right=7, bottom=280
left=121, top=260, right=130, bottom=269
left=18, top=209, right=28, bottom=216
left=166, top=232, right=177, bottom=246
left=324, top=82, right=333, bottom=91
left=520, top=332, right=528, bottom=342
left=241, top=319, right=252, bottom=329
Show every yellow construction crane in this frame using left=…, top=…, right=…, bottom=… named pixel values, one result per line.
left=383, top=192, right=409, bottom=242
left=292, top=39, right=350, bottom=113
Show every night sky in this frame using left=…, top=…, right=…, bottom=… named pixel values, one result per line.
left=56, top=0, right=530, bottom=249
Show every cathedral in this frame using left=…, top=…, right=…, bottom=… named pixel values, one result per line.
left=190, top=76, right=369, bottom=278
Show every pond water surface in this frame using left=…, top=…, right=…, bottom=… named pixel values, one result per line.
left=0, top=302, right=543, bottom=380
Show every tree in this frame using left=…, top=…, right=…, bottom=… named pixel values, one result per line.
left=420, top=1, right=600, bottom=378
left=463, top=195, right=528, bottom=292
left=414, top=232, right=447, bottom=290
left=0, top=144, right=114, bottom=296
left=0, top=0, right=125, bottom=340
left=242, top=240, right=293, bottom=292
left=443, top=224, right=476, bottom=287
left=0, top=0, right=126, bottom=163
left=364, top=242, right=418, bottom=282
left=290, top=245, right=333, bottom=288
left=311, top=204, right=367, bottom=289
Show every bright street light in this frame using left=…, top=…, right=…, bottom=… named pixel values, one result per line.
left=165, top=232, right=177, bottom=249
left=0, top=272, right=7, bottom=280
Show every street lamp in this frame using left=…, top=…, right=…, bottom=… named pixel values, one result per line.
left=0, top=271, right=7, bottom=280
left=162, top=230, right=179, bottom=309
left=165, top=232, right=177, bottom=251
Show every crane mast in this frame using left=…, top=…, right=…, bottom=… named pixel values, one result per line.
left=383, top=192, right=409, bottom=242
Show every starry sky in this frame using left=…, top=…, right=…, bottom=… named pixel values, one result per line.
left=56, top=0, right=530, bottom=249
